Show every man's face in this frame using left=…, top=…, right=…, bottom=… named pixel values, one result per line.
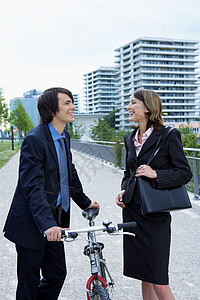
left=54, top=92, right=75, bottom=125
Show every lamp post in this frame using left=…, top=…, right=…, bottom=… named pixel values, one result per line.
left=11, top=125, right=14, bottom=150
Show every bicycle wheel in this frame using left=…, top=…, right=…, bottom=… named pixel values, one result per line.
left=92, top=284, right=111, bottom=300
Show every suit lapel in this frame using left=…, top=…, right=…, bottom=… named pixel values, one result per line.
left=43, top=124, right=59, bottom=165
left=125, top=129, right=137, bottom=162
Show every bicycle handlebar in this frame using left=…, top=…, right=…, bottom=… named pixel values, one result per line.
left=61, top=221, right=137, bottom=240
left=117, top=222, right=137, bottom=230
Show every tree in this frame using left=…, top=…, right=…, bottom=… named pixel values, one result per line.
left=89, top=109, right=122, bottom=141
left=10, top=99, right=34, bottom=135
left=0, top=89, right=9, bottom=126
left=89, top=113, right=131, bottom=167
left=89, top=119, right=116, bottom=141
left=67, top=121, right=85, bottom=140
left=89, top=109, right=131, bottom=166
left=178, top=124, right=200, bottom=157
left=104, top=109, right=119, bottom=129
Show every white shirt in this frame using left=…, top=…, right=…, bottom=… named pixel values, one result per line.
left=134, top=126, right=154, bottom=156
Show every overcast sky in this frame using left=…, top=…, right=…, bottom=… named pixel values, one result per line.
left=1, top=0, right=200, bottom=103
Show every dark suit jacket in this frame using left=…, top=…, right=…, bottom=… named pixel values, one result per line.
left=122, top=126, right=193, bottom=203
left=4, top=124, right=91, bottom=249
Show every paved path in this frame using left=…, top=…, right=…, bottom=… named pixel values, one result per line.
left=0, top=151, right=200, bottom=300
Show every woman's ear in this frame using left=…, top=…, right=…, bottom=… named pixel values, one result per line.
left=145, top=106, right=149, bottom=114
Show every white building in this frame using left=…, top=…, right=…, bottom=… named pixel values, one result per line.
left=73, top=94, right=81, bottom=113
left=114, top=37, right=199, bottom=129
left=72, top=113, right=108, bottom=141
left=83, top=66, right=118, bottom=114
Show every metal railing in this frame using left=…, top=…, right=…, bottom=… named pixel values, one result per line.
left=1, top=136, right=199, bottom=200
left=71, top=140, right=200, bottom=200
left=183, top=148, right=200, bottom=200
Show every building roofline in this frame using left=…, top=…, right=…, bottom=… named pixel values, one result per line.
left=83, top=66, right=115, bottom=76
left=114, top=37, right=200, bottom=51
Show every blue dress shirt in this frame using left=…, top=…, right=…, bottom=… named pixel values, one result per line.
left=48, top=123, right=65, bottom=206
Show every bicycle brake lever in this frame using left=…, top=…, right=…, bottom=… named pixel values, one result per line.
left=123, top=232, right=136, bottom=237
left=109, top=232, right=136, bottom=237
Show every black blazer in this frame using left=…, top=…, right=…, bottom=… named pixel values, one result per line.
left=4, top=124, right=91, bottom=249
left=121, top=126, right=193, bottom=202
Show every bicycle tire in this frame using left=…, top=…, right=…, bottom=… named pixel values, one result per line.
left=92, top=284, right=111, bottom=300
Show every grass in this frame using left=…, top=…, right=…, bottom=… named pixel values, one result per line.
left=0, top=140, right=21, bottom=169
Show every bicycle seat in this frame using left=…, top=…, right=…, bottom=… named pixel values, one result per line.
left=82, top=207, right=99, bottom=220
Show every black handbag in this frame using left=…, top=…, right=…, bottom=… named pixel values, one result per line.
left=138, top=177, right=192, bottom=214
left=138, top=127, right=192, bottom=215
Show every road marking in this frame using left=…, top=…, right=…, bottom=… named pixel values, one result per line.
left=185, top=281, right=195, bottom=288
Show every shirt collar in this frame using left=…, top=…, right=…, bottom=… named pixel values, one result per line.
left=48, top=123, right=65, bottom=141
left=134, top=126, right=154, bottom=143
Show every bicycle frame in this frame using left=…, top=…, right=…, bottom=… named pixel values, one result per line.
left=84, top=221, right=115, bottom=299
left=61, top=208, right=136, bottom=299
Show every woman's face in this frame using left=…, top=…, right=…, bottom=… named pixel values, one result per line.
left=127, top=96, right=149, bottom=123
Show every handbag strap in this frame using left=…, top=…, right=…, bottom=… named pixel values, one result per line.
left=146, top=126, right=174, bottom=166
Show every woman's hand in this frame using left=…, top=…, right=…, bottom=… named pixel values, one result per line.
left=116, top=190, right=126, bottom=208
left=135, top=164, right=157, bottom=179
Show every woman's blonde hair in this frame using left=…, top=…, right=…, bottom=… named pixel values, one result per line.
left=133, top=89, right=164, bottom=129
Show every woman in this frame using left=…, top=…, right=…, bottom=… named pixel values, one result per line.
left=116, top=89, right=192, bottom=300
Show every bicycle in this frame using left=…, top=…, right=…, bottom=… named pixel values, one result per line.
left=61, top=207, right=137, bottom=299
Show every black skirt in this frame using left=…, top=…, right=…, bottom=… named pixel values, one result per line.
left=122, top=199, right=171, bottom=285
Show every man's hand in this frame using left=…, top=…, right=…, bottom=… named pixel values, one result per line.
left=88, top=201, right=100, bottom=210
left=116, top=190, right=126, bottom=208
left=44, top=226, right=62, bottom=242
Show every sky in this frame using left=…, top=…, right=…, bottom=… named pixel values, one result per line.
left=0, top=0, right=200, bottom=104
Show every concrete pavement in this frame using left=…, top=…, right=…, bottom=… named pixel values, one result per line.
left=0, top=151, right=200, bottom=299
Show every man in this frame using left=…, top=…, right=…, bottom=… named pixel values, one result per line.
left=3, top=87, right=99, bottom=300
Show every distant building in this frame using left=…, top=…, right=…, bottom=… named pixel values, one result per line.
left=73, top=94, right=81, bottom=113
left=10, top=89, right=42, bottom=127
left=114, top=37, right=200, bottom=129
left=83, top=66, right=118, bottom=114
left=71, top=113, right=108, bottom=141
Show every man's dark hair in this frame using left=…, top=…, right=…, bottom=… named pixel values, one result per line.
left=37, top=87, right=74, bottom=124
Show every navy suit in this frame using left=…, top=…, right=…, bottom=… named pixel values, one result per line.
left=3, top=124, right=91, bottom=299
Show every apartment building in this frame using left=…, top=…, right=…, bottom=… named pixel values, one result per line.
left=114, top=37, right=199, bottom=129
left=73, top=94, right=81, bottom=113
left=83, top=66, right=118, bottom=114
